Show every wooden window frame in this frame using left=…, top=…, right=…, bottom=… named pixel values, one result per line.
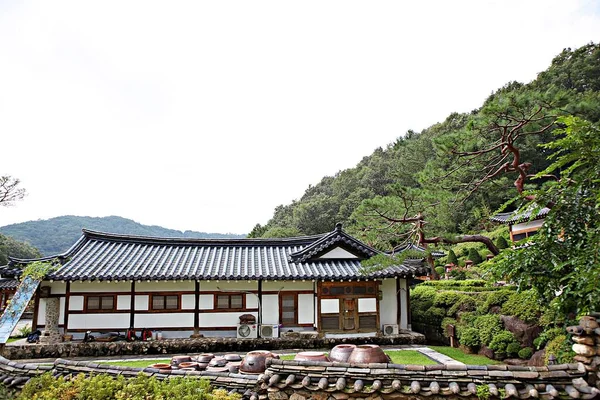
left=279, top=293, right=298, bottom=326
left=214, top=293, right=245, bottom=311
left=317, top=281, right=380, bottom=333
left=150, top=294, right=181, bottom=311
left=85, top=295, right=117, bottom=313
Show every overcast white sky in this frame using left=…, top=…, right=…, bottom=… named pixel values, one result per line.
left=1, top=1, right=599, bottom=234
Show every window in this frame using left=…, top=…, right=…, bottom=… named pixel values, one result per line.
left=215, top=294, right=244, bottom=309
left=280, top=294, right=297, bottom=325
left=151, top=295, right=179, bottom=310
left=86, top=296, right=115, bottom=311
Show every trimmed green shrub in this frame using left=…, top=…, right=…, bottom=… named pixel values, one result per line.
left=448, top=295, right=478, bottom=315
left=489, top=330, right=518, bottom=353
left=544, top=335, right=575, bottom=365
left=435, top=266, right=445, bottom=276
left=441, top=317, right=458, bottom=337
left=535, top=327, right=566, bottom=350
left=17, top=372, right=238, bottom=400
left=502, top=290, right=542, bottom=323
left=495, top=236, right=509, bottom=250
left=467, top=248, right=483, bottom=264
left=518, top=347, right=533, bottom=359
left=459, top=312, right=478, bottom=326
left=458, top=327, right=481, bottom=347
left=480, top=290, right=513, bottom=311
left=433, top=291, right=463, bottom=307
left=422, top=306, right=446, bottom=325
left=473, top=314, right=503, bottom=346
left=447, top=249, right=458, bottom=265
left=506, top=342, right=521, bottom=356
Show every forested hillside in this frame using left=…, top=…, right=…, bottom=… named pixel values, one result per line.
left=0, top=234, right=41, bottom=266
left=249, top=43, right=600, bottom=250
left=0, top=215, right=246, bottom=256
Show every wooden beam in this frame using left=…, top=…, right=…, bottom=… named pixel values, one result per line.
left=396, top=278, right=401, bottom=327
left=64, top=281, right=71, bottom=334
left=194, top=280, right=200, bottom=334
left=257, top=279, right=262, bottom=326
left=31, top=286, right=40, bottom=331
left=129, top=281, right=135, bottom=328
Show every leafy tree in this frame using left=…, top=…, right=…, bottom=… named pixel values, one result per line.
left=0, top=234, right=41, bottom=265
left=247, top=223, right=267, bottom=238
left=489, top=116, right=600, bottom=315
left=261, top=226, right=301, bottom=238
left=0, top=175, right=26, bottom=206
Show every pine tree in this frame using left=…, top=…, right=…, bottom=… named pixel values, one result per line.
left=447, top=249, right=458, bottom=265
left=468, top=248, right=483, bottom=264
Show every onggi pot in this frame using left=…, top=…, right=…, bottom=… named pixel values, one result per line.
left=329, top=344, right=357, bottom=363
left=239, top=350, right=278, bottom=374
left=347, top=344, right=389, bottom=364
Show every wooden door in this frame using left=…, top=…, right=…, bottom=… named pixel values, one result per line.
left=342, top=298, right=357, bottom=331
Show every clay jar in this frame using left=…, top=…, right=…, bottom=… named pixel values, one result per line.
left=329, top=344, right=357, bottom=363
left=150, top=363, right=171, bottom=370
left=171, top=356, right=192, bottom=366
left=347, top=345, right=388, bottom=364
left=195, top=354, right=214, bottom=363
left=240, top=350, right=278, bottom=374
left=208, top=357, right=227, bottom=367
left=294, top=351, right=330, bottom=362
left=178, top=362, right=199, bottom=370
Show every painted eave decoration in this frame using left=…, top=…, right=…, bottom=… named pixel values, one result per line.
left=5, top=225, right=425, bottom=282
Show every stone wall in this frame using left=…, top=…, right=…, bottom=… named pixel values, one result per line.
left=2, top=331, right=425, bottom=360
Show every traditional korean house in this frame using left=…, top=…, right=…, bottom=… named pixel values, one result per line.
left=490, top=207, right=550, bottom=242
left=0, top=278, right=18, bottom=312
left=5, top=224, right=426, bottom=339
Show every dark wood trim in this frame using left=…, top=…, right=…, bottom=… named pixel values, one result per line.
left=375, top=287, right=380, bottom=332
left=279, top=292, right=298, bottom=326
left=32, top=286, right=41, bottom=331
left=261, top=290, right=313, bottom=295
left=64, top=281, right=71, bottom=333
left=396, top=278, right=401, bottom=327
left=69, top=310, right=131, bottom=314
left=213, top=293, right=246, bottom=311
left=316, top=281, right=322, bottom=332
left=194, top=280, right=200, bottom=334
left=69, top=290, right=196, bottom=296
left=312, top=281, right=316, bottom=329
left=257, top=279, right=262, bottom=326
left=149, top=293, right=181, bottom=311
left=198, top=326, right=237, bottom=331
left=129, top=281, right=135, bottom=328
left=84, top=294, right=118, bottom=313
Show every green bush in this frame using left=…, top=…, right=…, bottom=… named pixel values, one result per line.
left=421, top=279, right=487, bottom=288
left=435, top=266, right=445, bottom=276
left=467, top=248, right=483, bottom=264
left=410, top=286, right=436, bottom=323
left=458, top=327, right=481, bottom=347
left=448, top=295, right=478, bottom=315
left=535, top=327, right=565, bottom=349
left=433, top=291, right=463, bottom=307
left=506, top=342, right=521, bottom=356
left=459, top=312, right=478, bottom=326
left=447, top=249, right=458, bottom=265
left=441, top=317, right=458, bottom=338
left=473, top=314, right=503, bottom=346
left=480, top=290, right=513, bottom=312
left=502, top=290, right=542, bottom=323
left=489, top=330, right=518, bottom=353
left=17, top=372, right=239, bottom=400
left=544, top=335, right=575, bottom=365
left=518, top=347, right=533, bottom=359
left=495, top=236, right=509, bottom=250
left=422, top=306, right=446, bottom=325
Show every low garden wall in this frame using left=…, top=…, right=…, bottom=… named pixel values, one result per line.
left=1, top=332, right=425, bottom=360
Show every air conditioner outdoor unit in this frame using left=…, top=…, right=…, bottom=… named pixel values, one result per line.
left=383, top=324, right=399, bottom=336
left=259, top=324, right=280, bottom=338
left=237, top=323, right=258, bottom=339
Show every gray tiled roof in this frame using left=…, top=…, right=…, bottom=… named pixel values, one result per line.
left=490, top=207, right=550, bottom=224
left=8, top=228, right=425, bottom=281
left=0, top=278, right=18, bottom=290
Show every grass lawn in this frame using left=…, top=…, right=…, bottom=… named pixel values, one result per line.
left=385, top=350, right=437, bottom=365
left=428, top=346, right=501, bottom=365
left=6, top=337, right=22, bottom=343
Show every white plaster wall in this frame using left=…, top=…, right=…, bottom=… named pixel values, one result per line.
left=37, top=298, right=46, bottom=325
left=199, top=295, right=214, bottom=310
left=69, top=314, right=129, bottom=330
left=321, top=299, right=339, bottom=313
left=181, top=294, right=195, bottom=309
left=298, top=294, right=314, bottom=324
left=117, top=295, right=131, bottom=310
left=69, top=296, right=84, bottom=311
left=512, top=219, right=544, bottom=232
left=135, top=295, right=149, bottom=310
left=200, top=281, right=257, bottom=292
left=70, top=282, right=130, bottom=293
left=42, top=282, right=66, bottom=295
left=261, top=294, right=278, bottom=324
left=379, top=279, right=397, bottom=328
left=136, top=281, right=194, bottom=292
left=399, top=279, right=408, bottom=329
left=263, top=281, right=312, bottom=291
left=200, top=312, right=257, bottom=328
left=317, top=247, right=358, bottom=259
left=359, top=298, right=377, bottom=313
left=59, top=297, right=65, bottom=324
left=247, top=293, right=259, bottom=308
left=135, top=313, right=194, bottom=329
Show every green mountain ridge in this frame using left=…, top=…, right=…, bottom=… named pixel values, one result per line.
left=0, top=215, right=246, bottom=256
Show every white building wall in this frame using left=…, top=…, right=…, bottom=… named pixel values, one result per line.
left=117, top=295, right=131, bottom=310
left=261, top=294, right=278, bottom=324
left=263, top=281, right=312, bottom=291
left=135, top=313, right=194, bottom=329
left=70, top=282, right=130, bottom=293
left=199, top=295, right=213, bottom=309
left=200, top=312, right=257, bottom=328
left=379, top=278, right=398, bottom=328
left=247, top=293, right=259, bottom=309
left=181, top=294, right=195, bottom=309
left=321, top=299, right=339, bottom=313
left=59, top=297, right=65, bottom=324
left=135, top=295, right=149, bottom=310
left=37, top=298, right=46, bottom=325
left=69, top=313, right=129, bottom=330
left=43, top=282, right=66, bottom=295
left=512, top=219, right=544, bottom=232
left=359, top=298, right=377, bottom=313
left=298, top=294, right=314, bottom=324
left=69, top=296, right=84, bottom=311
left=136, top=281, right=194, bottom=292
left=200, top=281, right=257, bottom=292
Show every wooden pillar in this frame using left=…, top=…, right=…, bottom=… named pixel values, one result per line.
left=257, top=280, right=262, bottom=326
left=396, top=278, right=401, bottom=327
left=194, top=280, right=200, bottom=334
left=32, top=286, right=40, bottom=331
left=64, top=281, right=71, bottom=334
left=129, top=281, right=136, bottom=328
left=407, top=282, right=412, bottom=329
left=312, top=280, right=317, bottom=330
